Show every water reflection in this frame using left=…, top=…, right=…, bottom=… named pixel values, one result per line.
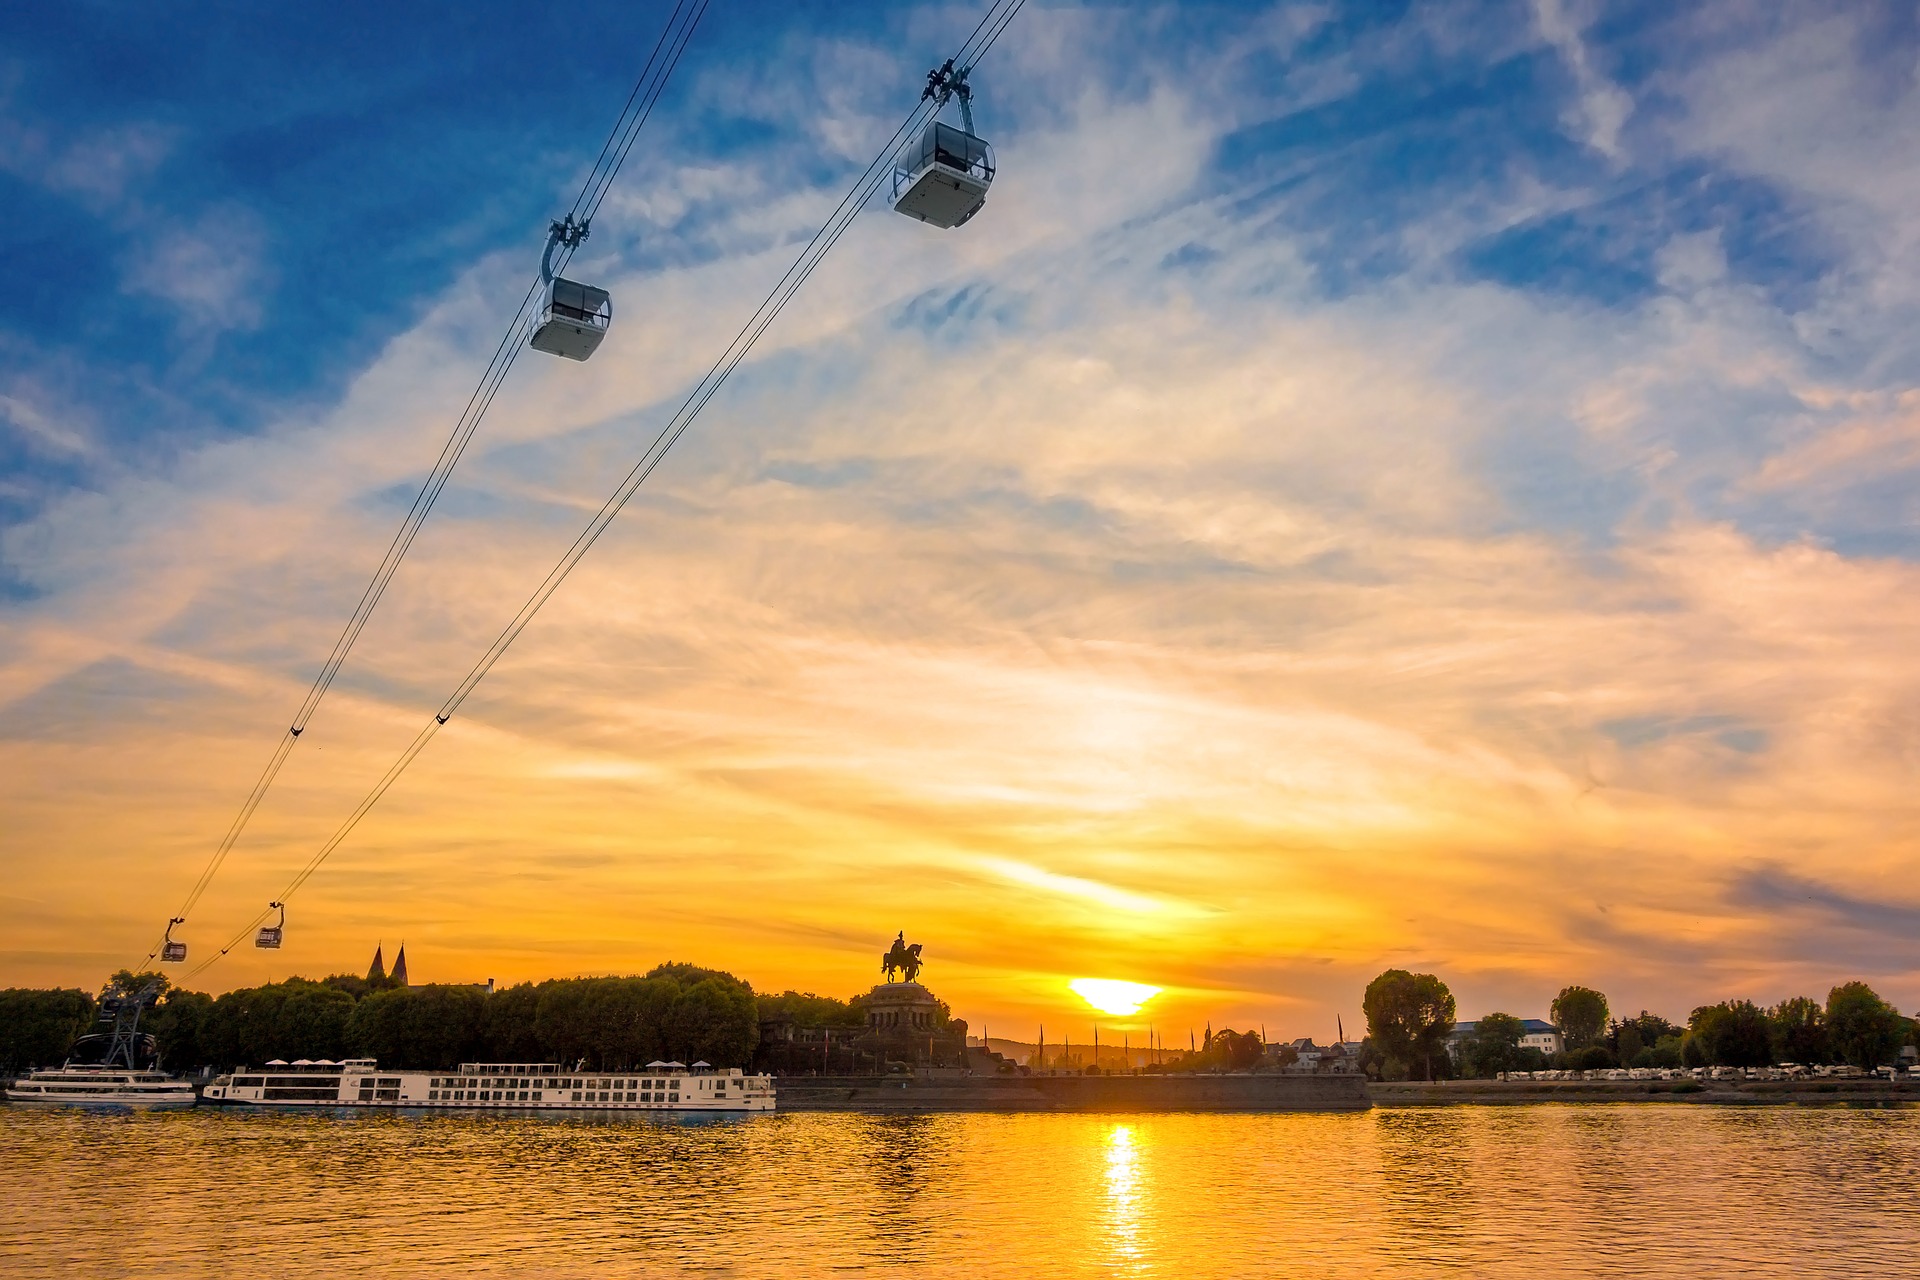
left=1103, top=1123, right=1146, bottom=1271
left=851, top=1114, right=951, bottom=1266
left=3, top=1106, right=1920, bottom=1279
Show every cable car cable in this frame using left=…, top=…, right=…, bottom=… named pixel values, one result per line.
left=182, top=0, right=1030, bottom=979
left=143, top=0, right=711, bottom=968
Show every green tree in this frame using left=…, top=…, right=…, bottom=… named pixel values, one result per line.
left=1646, top=1035, right=1684, bottom=1069
left=1608, top=1011, right=1681, bottom=1062
left=148, top=989, right=215, bottom=1070
left=1551, top=986, right=1609, bottom=1051
left=1363, top=970, right=1456, bottom=1081
left=1562, top=1044, right=1616, bottom=1072
left=1688, top=1001, right=1772, bottom=1067
left=0, top=988, right=96, bottom=1071
left=1768, top=996, right=1829, bottom=1065
left=658, top=974, right=759, bottom=1067
left=348, top=985, right=488, bottom=1068
left=1827, top=982, right=1903, bottom=1069
left=107, top=969, right=171, bottom=999
left=758, top=990, right=867, bottom=1028
left=484, top=983, right=543, bottom=1062
left=1458, top=1012, right=1527, bottom=1078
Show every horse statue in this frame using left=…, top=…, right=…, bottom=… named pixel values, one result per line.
left=881, top=933, right=925, bottom=985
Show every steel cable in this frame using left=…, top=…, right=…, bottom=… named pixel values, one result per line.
left=148, top=0, right=711, bottom=967
left=183, top=0, right=1030, bottom=978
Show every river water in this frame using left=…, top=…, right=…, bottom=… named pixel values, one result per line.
left=3, top=1104, right=1916, bottom=1278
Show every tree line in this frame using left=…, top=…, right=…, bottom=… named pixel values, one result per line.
left=1363, top=968, right=1917, bottom=1081
left=1, top=963, right=764, bottom=1073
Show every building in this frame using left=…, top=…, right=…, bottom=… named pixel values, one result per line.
left=1449, top=1018, right=1563, bottom=1059
left=1263, top=1038, right=1362, bottom=1074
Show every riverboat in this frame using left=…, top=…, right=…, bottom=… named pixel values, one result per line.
left=5, top=1065, right=197, bottom=1109
left=202, top=1059, right=775, bottom=1112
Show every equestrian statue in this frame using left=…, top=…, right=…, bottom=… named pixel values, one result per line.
left=881, top=931, right=924, bottom=984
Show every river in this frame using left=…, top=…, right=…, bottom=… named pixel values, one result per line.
left=3, top=1104, right=1916, bottom=1277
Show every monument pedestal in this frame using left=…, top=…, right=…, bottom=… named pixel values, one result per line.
left=866, top=982, right=940, bottom=1033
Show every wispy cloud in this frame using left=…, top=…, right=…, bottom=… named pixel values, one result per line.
left=2, top=2, right=1918, bottom=1035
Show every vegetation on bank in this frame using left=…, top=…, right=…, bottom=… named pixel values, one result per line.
left=1, top=965, right=763, bottom=1073
left=1362, top=970, right=1918, bottom=1081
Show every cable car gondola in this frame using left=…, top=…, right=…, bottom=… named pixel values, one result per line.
left=161, top=917, right=187, bottom=964
left=255, top=902, right=284, bottom=950
left=530, top=216, right=613, bottom=361
left=893, top=61, right=995, bottom=229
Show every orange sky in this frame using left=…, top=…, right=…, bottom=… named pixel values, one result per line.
left=5, top=6, right=1920, bottom=1040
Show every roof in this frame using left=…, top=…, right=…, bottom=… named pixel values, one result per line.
left=1452, top=1018, right=1561, bottom=1036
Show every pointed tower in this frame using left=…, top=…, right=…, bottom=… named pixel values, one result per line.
left=367, top=942, right=386, bottom=983
left=391, top=943, right=409, bottom=987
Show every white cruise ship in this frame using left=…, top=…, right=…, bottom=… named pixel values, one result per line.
left=203, top=1058, right=775, bottom=1112
left=6, top=1066, right=197, bottom=1109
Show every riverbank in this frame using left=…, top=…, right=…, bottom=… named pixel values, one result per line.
left=773, top=1071, right=1370, bottom=1112
left=1373, top=1078, right=1920, bottom=1106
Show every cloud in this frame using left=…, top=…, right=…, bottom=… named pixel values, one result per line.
left=0, top=114, right=173, bottom=209
left=1531, top=0, right=1634, bottom=160
left=123, top=208, right=272, bottom=333
left=2, top=2, right=1919, bottom=1035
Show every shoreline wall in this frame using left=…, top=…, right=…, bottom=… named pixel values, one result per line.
left=773, top=1071, right=1370, bottom=1113
left=1372, top=1078, right=1920, bottom=1107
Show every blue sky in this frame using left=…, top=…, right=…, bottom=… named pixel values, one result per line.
left=5, top=1, right=1911, bottom=548
left=4, top=1, right=1920, bottom=1028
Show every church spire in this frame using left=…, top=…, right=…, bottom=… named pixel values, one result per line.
left=391, top=942, right=409, bottom=987
left=367, top=942, right=386, bottom=983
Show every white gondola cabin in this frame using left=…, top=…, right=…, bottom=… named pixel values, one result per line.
left=161, top=917, right=187, bottom=963
left=530, top=278, right=612, bottom=361
left=892, top=120, right=995, bottom=229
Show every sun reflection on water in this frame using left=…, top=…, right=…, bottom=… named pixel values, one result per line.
left=5, top=1108, right=1920, bottom=1278
left=1103, top=1123, right=1147, bottom=1270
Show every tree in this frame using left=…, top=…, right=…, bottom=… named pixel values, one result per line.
left=347, top=985, right=487, bottom=1068
left=1363, top=970, right=1456, bottom=1081
left=1687, top=1001, right=1772, bottom=1067
left=107, top=969, right=171, bottom=999
left=1768, top=996, right=1828, bottom=1065
left=1551, top=986, right=1609, bottom=1051
left=1458, top=1012, right=1527, bottom=1078
left=0, top=988, right=95, bottom=1071
left=1827, top=982, right=1903, bottom=1070
left=1562, top=1044, right=1616, bottom=1072
left=484, top=983, right=543, bottom=1062
left=757, top=991, right=866, bottom=1028
left=1609, top=1011, right=1681, bottom=1063
left=1646, top=1035, right=1684, bottom=1069
left=149, top=989, right=215, bottom=1070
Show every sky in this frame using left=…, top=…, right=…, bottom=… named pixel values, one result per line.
left=3, top=0, right=1919, bottom=1042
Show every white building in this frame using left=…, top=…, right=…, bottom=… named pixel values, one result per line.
left=1449, top=1018, right=1563, bottom=1059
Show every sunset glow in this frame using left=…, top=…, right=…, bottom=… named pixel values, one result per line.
left=1071, top=980, right=1164, bottom=1019
left=3, top=0, right=1918, bottom=1047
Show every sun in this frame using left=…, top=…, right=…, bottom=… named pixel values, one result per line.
left=1069, top=978, right=1163, bottom=1018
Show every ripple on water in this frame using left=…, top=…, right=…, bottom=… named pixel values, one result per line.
left=1, top=1104, right=1917, bottom=1278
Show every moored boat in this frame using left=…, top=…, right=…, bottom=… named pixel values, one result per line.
left=203, top=1058, right=775, bottom=1112
left=6, top=1066, right=197, bottom=1109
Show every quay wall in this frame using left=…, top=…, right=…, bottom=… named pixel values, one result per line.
left=1372, top=1078, right=1920, bottom=1107
left=773, top=1071, right=1370, bottom=1113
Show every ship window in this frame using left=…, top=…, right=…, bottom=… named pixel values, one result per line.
left=571, top=1092, right=581, bottom=1101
